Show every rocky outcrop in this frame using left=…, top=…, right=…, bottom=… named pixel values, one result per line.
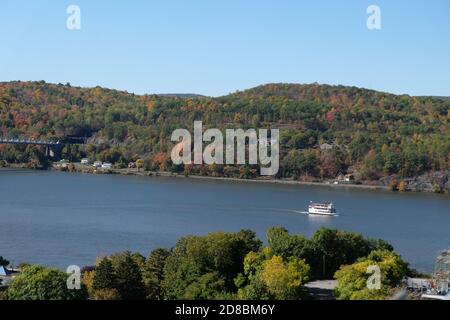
left=380, top=171, right=449, bottom=193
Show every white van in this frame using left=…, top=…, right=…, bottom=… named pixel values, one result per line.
left=93, top=161, right=102, bottom=168
left=101, top=163, right=113, bottom=169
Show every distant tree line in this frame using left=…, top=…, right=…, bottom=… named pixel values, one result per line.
left=0, top=227, right=412, bottom=300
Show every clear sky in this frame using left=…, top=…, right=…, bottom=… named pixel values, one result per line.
left=0, top=0, right=449, bottom=96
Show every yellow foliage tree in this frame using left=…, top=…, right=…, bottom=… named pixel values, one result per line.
left=92, top=288, right=120, bottom=300
left=389, top=178, right=398, bottom=191
left=136, top=159, right=144, bottom=172
left=261, top=255, right=310, bottom=300
left=81, top=270, right=95, bottom=297
left=398, top=180, right=408, bottom=192
left=334, top=250, right=408, bottom=300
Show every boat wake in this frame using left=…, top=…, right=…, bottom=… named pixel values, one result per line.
left=266, top=208, right=340, bottom=217
left=294, top=210, right=339, bottom=217
left=294, top=210, right=310, bottom=215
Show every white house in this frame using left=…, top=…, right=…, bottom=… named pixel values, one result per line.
left=81, top=158, right=90, bottom=165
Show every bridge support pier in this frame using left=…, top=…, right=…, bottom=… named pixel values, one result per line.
left=50, top=146, right=63, bottom=160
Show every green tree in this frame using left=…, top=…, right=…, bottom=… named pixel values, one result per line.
left=92, top=257, right=116, bottom=291
left=236, top=248, right=274, bottom=300
left=5, top=265, right=87, bottom=300
left=334, top=250, right=409, bottom=300
left=266, top=227, right=393, bottom=279
left=110, top=251, right=146, bottom=300
left=184, top=272, right=229, bottom=300
left=131, top=252, right=146, bottom=270
left=383, top=152, right=400, bottom=174
left=266, top=227, right=309, bottom=260
left=237, top=275, right=272, bottom=300
left=162, top=230, right=262, bottom=299
left=307, top=228, right=390, bottom=279
left=142, top=248, right=170, bottom=299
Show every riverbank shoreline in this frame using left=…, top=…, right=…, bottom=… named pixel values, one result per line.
left=157, top=171, right=391, bottom=191
left=57, top=164, right=395, bottom=192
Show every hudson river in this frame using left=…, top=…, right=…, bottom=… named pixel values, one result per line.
left=0, top=170, right=449, bottom=272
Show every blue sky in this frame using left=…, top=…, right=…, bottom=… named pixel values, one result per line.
left=0, top=0, right=449, bottom=96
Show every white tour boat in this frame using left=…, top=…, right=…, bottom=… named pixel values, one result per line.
left=308, top=201, right=337, bottom=216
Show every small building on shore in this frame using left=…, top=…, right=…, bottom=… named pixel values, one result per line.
left=335, top=172, right=354, bottom=183
left=0, top=266, right=19, bottom=290
left=101, top=163, right=113, bottom=169
left=0, top=266, right=11, bottom=277
left=93, top=161, right=102, bottom=168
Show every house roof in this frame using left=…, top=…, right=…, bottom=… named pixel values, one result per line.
left=0, top=266, right=9, bottom=276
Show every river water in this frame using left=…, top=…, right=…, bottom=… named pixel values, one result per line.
left=0, top=169, right=449, bottom=272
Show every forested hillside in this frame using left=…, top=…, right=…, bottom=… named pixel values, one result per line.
left=0, top=81, right=448, bottom=186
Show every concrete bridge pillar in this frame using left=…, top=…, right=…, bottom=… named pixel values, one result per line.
left=50, top=146, right=63, bottom=160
